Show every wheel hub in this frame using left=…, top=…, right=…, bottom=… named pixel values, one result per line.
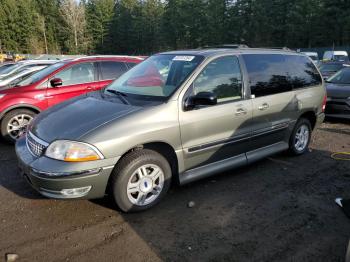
left=139, top=177, right=153, bottom=193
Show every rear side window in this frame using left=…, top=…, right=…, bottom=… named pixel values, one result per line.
left=100, top=61, right=127, bottom=80
left=243, top=54, right=322, bottom=97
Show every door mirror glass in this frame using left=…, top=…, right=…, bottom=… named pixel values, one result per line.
left=50, top=78, right=63, bottom=87
left=185, top=92, right=217, bottom=110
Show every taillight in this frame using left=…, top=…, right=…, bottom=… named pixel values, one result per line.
left=322, top=94, right=327, bottom=112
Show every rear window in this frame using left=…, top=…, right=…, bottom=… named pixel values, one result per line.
left=100, top=61, right=127, bottom=80
left=242, top=54, right=322, bottom=97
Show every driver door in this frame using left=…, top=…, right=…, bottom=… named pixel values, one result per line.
left=179, top=55, right=253, bottom=171
left=46, top=62, right=97, bottom=107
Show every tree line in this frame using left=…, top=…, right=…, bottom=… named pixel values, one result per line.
left=0, top=0, right=348, bottom=55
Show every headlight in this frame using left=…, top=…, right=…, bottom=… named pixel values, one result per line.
left=45, top=140, right=104, bottom=162
left=0, top=94, right=5, bottom=99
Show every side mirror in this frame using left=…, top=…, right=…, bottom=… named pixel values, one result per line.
left=184, top=91, right=217, bottom=110
left=50, top=78, right=62, bottom=88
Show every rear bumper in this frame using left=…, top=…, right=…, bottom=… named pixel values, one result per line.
left=15, top=136, right=120, bottom=199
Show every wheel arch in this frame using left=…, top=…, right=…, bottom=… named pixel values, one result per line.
left=0, top=104, right=41, bottom=121
left=299, top=111, right=317, bottom=129
left=105, top=141, right=180, bottom=194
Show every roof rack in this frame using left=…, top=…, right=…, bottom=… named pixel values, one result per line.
left=260, top=47, right=293, bottom=51
left=72, top=55, right=145, bottom=61
left=202, top=44, right=249, bottom=49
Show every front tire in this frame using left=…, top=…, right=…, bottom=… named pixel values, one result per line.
left=288, top=118, right=312, bottom=155
left=1, top=109, right=36, bottom=143
left=110, top=149, right=172, bottom=212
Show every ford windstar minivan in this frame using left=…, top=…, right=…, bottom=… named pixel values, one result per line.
left=16, top=48, right=326, bottom=212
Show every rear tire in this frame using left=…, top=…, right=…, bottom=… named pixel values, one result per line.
left=1, top=109, right=36, bottom=143
left=288, top=118, right=312, bottom=155
left=110, top=149, right=172, bottom=212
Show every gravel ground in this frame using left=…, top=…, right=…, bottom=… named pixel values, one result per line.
left=0, top=120, right=349, bottom=262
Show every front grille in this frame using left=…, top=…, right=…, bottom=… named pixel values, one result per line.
left=26, top=132, right=48, bottom=157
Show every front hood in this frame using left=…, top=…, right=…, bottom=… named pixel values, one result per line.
left=326, top=83, right=350, bottom=98
left=31, top=93, right=141, bottom=142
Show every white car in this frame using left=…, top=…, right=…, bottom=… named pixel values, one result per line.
left=301, top=52, right=319, bottom=62
left=0, top=60, right=57, bottom=80
left=0, top=66, right=48, bottom=88
left=323, top=51, right=349, bottom=62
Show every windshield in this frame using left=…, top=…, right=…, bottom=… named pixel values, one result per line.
left=319, top=63, right=343, bottom=72
left=1, top=67, right=30, bottom=80
left=0, top=63, right=22, bottom=75
left=0, top=64, right=15, bottom=74
left=16, top=62, right=65, bottom=86
left=327, top=68, right=350, bottom=84
left=106, top=54, right=204, bottom=98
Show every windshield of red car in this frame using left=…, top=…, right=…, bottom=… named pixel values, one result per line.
left=15, top=62, right=64, bottom=86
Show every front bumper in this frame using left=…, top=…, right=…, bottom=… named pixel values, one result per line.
left=325, top=98, right=350, bottom=119
left=15, top=136, right=120, bottom=199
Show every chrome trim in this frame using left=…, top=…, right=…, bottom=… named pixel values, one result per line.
left=31, top=167, right=102, bottom=178
left=26, top=132, right=48, bottom=157
left=28, top=131, right=49, bottom=146
left=187, top=122, right=289, bottom=153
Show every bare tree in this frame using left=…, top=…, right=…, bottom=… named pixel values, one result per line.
left=59, top=0, right=86, bottom=53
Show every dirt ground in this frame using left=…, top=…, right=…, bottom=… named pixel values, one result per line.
left=0, top=120, right=349, bottom=262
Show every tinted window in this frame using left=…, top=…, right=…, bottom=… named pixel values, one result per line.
left=327, top=68, right=350, bottom=84
left=193, top=56, right=242, bottom=102
left=243, top=54, right=322, bottom=97
left=54, top=62, right=95, bottom=86
left=100, top=61, right=127, bottom=80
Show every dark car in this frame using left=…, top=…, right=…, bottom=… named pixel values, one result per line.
left=319, top=61, right=348, bottom=79
left=325, top=68, right=350, bottom=119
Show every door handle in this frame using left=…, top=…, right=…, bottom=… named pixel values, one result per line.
left=235, top=108, right=247, bottom=116
left=258, top=103, right=269, bottom=111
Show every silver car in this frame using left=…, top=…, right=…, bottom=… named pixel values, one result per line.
left=16, top=48, right=326, bottom=212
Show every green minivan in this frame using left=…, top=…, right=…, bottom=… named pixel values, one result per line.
left=16, top=48, right=326, bottom=212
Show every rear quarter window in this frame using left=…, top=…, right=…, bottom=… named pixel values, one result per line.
left=242, top=54, right=322, bottom=97
left=100, top=61, right=128, bottom=80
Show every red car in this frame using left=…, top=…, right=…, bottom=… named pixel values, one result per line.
left=0, top=56, right=144, bottom=142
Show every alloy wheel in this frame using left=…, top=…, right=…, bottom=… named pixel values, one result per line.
left=126, top=164, right=165, bottom=206
left=6, top=114, right=33, bottom=140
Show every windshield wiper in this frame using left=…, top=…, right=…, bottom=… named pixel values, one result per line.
left=106, top=89, right=130, bottom=105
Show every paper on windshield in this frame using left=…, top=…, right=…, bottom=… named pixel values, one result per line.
left=173, top=56, right=195, bottom=62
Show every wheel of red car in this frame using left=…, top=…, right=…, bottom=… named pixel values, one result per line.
left=1, top=109, right=36, bottom=143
